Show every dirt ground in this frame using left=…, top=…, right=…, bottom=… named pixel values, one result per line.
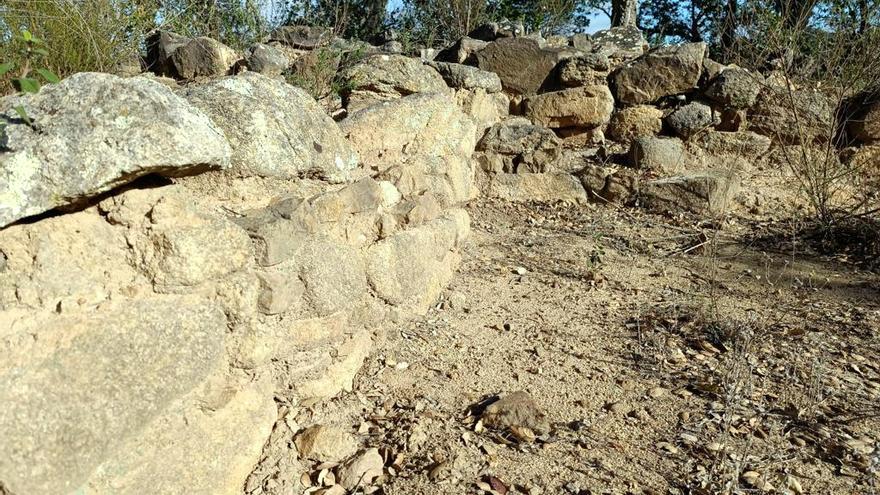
left=299, top=197, right=880, bottom=495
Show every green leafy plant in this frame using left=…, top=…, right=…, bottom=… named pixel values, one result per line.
left=1, top=29, right=61, bottom=131
left=1, top=29, right=61, bottom=95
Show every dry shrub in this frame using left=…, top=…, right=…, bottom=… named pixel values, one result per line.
left=725, top=11, right=880, bottom=229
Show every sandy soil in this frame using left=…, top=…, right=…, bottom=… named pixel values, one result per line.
left=299, top=198, right=880, bottom=495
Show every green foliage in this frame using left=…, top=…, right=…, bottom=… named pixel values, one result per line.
left=0, top=0, right=158, bottom=88
left=388, top=0, right=591, bottom=48
left=0, top=29, right=60, bottom=135
left=489, top=0, right=587, bottom=34
left=1, top=29, right=60, bottom=95
left=157, top=0, right=271, bottom=49
left=282, top=0, right=388, bottom=41
left=0, top=0, right=277, bottom=87
left=285, top=44, right=367, bottom=100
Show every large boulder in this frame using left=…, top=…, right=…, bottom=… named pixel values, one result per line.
left=0, top=297, right=228, bottom=494
left=341, top=54, right=450, bottom=112
left=182, top=72, right=359, bottom=182
left=171, top=36, right=239, bottom=79
left=145, top=30, right=190, bottom=77
left=848, top=95, right=880, bottom=143
left=427, top=61, right=502, bottom=93
left=750, top=88, right=834, bottom=143
left=0, top=73, right=231, bottom=228
left=692, top=131, right=771, bottom=158
left=476, top=37, right=575, bottom=95
left=611, top=42, right=707, bottom=105
left=629, top=136, right=695, bottom=173
left=366, top=210, right=469, bottom=313
left=704, top=68, right=762, bottom=109
left=523, top=85, right=614, bottom=129
left=340, top=92, right=477, bottom=205
left=666, top=101, right=718, bottom=139
left=245, top=43, right=291, bottom=76
left=641, top=169, right=740, bottom=214
left=556, top=53, right=611, bottom=87
left=476, top=117, right=562, bottom=173
left=591, top=26, right=648, bottom=60
left=486, top=173, right=588, bottom=203
left=435, top=36, right=488, bottom=65
left=606, top=105, right=663, bottom=142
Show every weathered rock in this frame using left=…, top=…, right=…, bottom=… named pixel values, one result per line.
left=486, top=173, right=588, bottom=203
left=476, top=37, right=575, bottom=95
left=848, top=96, right=880, bottom=143
left=245, top=43, right=291, bottom=76
left=341, top=92, right=477, bottom=205
left=145, top=30, right=190, bottom=77
left=704, top=68, right=762, bottom=109
left=84, top=380, right=276, bottom=495
left=337, top=449, right=384, bottom=490
left=366, top=210, right=469, bottom=313
left=270, top=25, right=333, bottom=49
left=0, top=297, right=228, bottom=494
left=629, top=136, right=694, bottom=173
left=455, top=89, right=509, bottom=135
left=578, top=165, right=639, bottom=204
left=296, top=328, right=373, bottom=399
left=523, top=85, right=614, bottom=129
left=666, top=101, right=718, bottom=139
left=427, top=61, right=502, bottom=92
left=294, top=425, right=358, bottom=463
left=435, top=36, right=488, bottom=65
left=570, top=33, right=592, bottom=50
left=556, top=53, right=611, bottom=87
left=182, top=72, right=359, bottom=182
left=468, top=19, right=524, bottom=41
left=606, top=105, right=664, bottom=142
left=591, top=26, right=648, bottom=60
left=171, top=36, right=239, bottom=79
left=702, top=57, right=726, bottom=82
left=297, top=240, right=369, bottom=316
left=641, top=169, right=740, bottom=214
left=692, top=131, right=771, bottom=158
left=133, top=203, right=253, bottom=290
left=476, top=118, right=562, bottom=173
left=341, top=54, right=450, bottom=112
left=0, top=73, right=230, bottom=228
left=0, top=212, right=134, bottom=313
left=612, top=42, right=707, bottom=105
left=751, top=88, right=834, bottom=143
left=256, top=270, right=304, bottom=314
left=382, top=40, right=404, bottom=53
left=482, top=391, right=550, bottom=440
left=557, top=127, right=605, bottom=148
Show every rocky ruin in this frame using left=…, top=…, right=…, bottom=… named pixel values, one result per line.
left=1, top=22, right=878, bottom=495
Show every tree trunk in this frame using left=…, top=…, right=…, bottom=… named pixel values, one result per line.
left=720, top=0, right=738, bottom=57
left=611, top=0, right=638, bottom=27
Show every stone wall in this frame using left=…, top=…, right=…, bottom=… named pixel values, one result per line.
left=0, top=69, right=473, bottom=494
left=2, top=23, right=878, bottom=495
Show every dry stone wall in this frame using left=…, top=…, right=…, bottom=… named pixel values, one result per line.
left=2, top=22, right=879, bottom=495
left=0, top=70, right=471, bottom=494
